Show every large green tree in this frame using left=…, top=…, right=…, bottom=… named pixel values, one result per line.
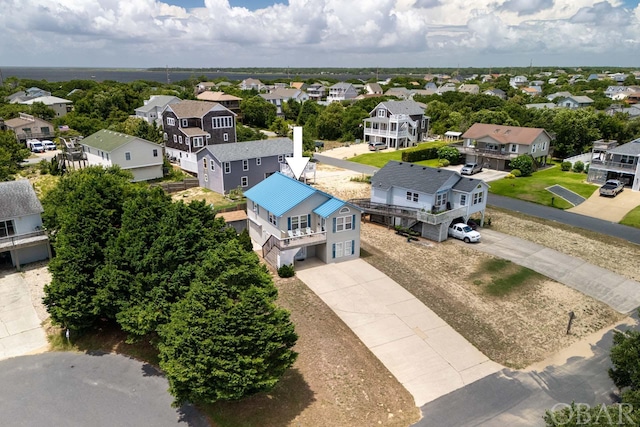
left=0, top=131, right=30, bottom=181
left=316, top=102, right=344, bottom=140
left=158, top=241, right=298, bottom=405
left=241, top=96, right=277, bottom=128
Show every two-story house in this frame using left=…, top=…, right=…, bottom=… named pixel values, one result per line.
left=363, top=100, right=430, bottom=149
left=4, top=113, right=54, bottom=144
left=306, top=83, right=326, bottom=101
left=195, top=138, right=293, bottom=194
left=20, top=96, right=73, bottom=117
left=353, top=161, right=488, bottom=242
left=260, top=88, right=308, bottom=116
left=162, top=100, right=237, bottom=174
left=245, top=172, right=362, bottom=268
left=80, top=130, right=164, bottom=182
left=588, top=138, right=640, bottom=191
left=0, top=180, right=51, bottom=269
left=458, top=123, right=553, bottom=171
left=135, top=95, right=181, bottom=126
left=240, top=78, right=265, bottom=91
left=327, top=82, right=358, bottom=103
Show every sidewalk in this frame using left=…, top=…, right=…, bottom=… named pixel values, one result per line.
left=474, top=229, right=640, bottom=313
left=296, top=258, right=503, bottom=406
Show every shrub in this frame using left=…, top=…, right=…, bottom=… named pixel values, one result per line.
left=584, top=163, right=589, bottom=174
left=401, top=141, right=448, bottom=162
left=560, top=161, right=572, bottom=171
left=277, top=264, right=295, bottom=278
left=509, top=155, right=534, bottom=176
left=438, top=159, right=450, bottom=167
left=38, top=160, right=50, bottom=175
left=437, top=146, right=461, bottom=164
left=511, top=169, right=522, bottom=177
left=504, top=173, right=515, bottom=179
left=572, top=161, right=584, bottom=173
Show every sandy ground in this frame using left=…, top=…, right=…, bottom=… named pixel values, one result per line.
left=18, top=261, right=50, bottom=323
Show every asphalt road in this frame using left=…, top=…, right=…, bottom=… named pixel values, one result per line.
left=0, top=352, right=208, bottom=427
left=313, top=154, right=379, bottom=175
left=416, top=315, right=638, bottom=426
left=488, top=194, right=640, bottom=245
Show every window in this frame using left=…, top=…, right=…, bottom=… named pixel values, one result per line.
left=335, top=215, right=353, bottom=232
left=101, top=151, right=104, bottom=159
left=192, top=137, right=204, bottom=148
left=173, top=135, right=177, bottom=143
left=212, top=116, right=233, bottom=129
left=185, top=137, right=190, bottom=145
left=243, top=159, right=249, bottom=171
left=510, top=144, right=517, bottom=153
left=23, top=127, right=32, bottom=135
left=241, top=176, right=248, bottom=187
left=278, top=155, right=284, bottom=162
left=204, top=173, right=208, bottom=182
left=41, top=127, right=50, bottom=135
left=206, top=134, right=211, bottom=140
left=460, top=194, right=467, bottom=206
left=531, top=143, right=537, bottom=153
left=335, top=242, right=344, bottom=258
left=210, top=162, right=215, bottom=171
left=178, top=136, right=183, bottom=144
left=153, top=149, right=158, bottom=157
left=125, top=152, right=131, bottom=161
left=223, top=133, right=229, bottom=142
left=268, top=212, right=277, bottom=226
left=106, top=153, right=109, bottom=161
left=542, top=141, right=547, bottom=151
left=224, top=162, right=231, bottom=174
left=256, top=157, right=261, bottom=166
left=377, top=109, right=386, bottom=117
left=406, top=191, right=418, bottom=202
left=167, top=117, right=175, bottom=126
left=203, top=158, right=207, bottom=169
left=345, top=240, right=353, bottom=256
left=289, top=215, right=308, bottom=230
left=0, top=220, right=15, bottom=238
left=163, top=133, right=168, bottom=141
left=435, top=192, right=447, bottom=206
left=473, top=192, right=484, bottom=205
left=181, top=119, right=188, bottom=127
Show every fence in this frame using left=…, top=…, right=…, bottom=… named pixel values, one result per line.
left=151, top=178, right=199, bottom=193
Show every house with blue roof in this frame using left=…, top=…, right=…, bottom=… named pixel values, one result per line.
left=244, top=172, right=362, bottom=268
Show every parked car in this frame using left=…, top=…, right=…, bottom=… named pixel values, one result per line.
left=599, top=179, right=624, bottom=197
left=460, top=163, right=483, bottom=175
left=448, top=223, right=481, bottom=243
left=26, top=139, right=45, bottom=153
left=41, top=140, right=57, bottom=151
left=368, top=141, right=387, bottom=151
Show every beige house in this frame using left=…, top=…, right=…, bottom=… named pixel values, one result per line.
left=4, top=113, right=55, bottom=143
left=458, top=123, right=553, bottom=170
left=20, top=96, right=72, bottom=117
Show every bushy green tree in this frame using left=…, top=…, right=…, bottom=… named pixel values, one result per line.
left=316, top=102, right=344, bottom=140
left=0, top=131, right=30, bottom=181
left=340, top=106, right=368, bottom=141
left=269, top=117, right=290, bottom=137
left=158, top=241, right=297, bottom=405
left=509, top=155, right=534, bottom=176
left=236, top=124, right=267, bottom=142
left=437, top=146, right=462, bottom=164
left=241, top=96, right=277, bottom=128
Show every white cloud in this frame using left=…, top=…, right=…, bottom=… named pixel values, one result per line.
left=0, top=0, right=638, bottom=67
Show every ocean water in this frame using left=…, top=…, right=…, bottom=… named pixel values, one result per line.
left=0, top=67, right=386, bottom=84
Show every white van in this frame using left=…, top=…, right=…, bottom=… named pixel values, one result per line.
left=368, top=141, right=387, bottom=151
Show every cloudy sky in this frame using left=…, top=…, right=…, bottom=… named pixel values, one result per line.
left=1, top=0, right=639, bottom=68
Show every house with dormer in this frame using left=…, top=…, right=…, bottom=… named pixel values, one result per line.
left=306, top=83, right=326, bottom=101
left=135, top=95, right=181, bottom=125
left=363, top=100, right=429, bottom=150
left=245, top=172, right=362, bottom=268
left=240, top=78, right=265, bottom=91
left=162, top=100, right=237, bottom=174
left=351, top=161, right=488, bottom=242
left=458, top=123, right=553, bottom=170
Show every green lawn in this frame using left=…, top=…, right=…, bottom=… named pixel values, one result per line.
left=621, top=206, right=640, bottom=229
left=488, top=164, right=599, bottom=209
left=349, top=141, right=446, bottom=169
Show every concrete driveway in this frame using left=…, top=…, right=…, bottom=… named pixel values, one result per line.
left=568, top=188, right=640, bottom=222
left=296, top=258, right=503, bottom=406
left=0, top=271, right=47, bottom=360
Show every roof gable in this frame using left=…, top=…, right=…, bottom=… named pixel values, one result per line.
left=200, top=138, right=293, bottom=162
left=462, top=123, right=550, bottom=145
left=165, top=100, right=233, bottom=118
left=372, top=161, right=457, bottom=194
left=80, top=129, right=156, bottom=152
left=244, top=173, right=320, bottom=217
left=374, top=100, right=425, bottom=116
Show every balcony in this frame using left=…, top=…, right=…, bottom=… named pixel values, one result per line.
left=364, top=128, right=409, bottom=138
left=590, top=159, right=638, bottom=173
left=0, top=230, right=49, bottom=252
left=417, top=206, right=468, bottom=225
left=453, top=144, right=517, bottom=160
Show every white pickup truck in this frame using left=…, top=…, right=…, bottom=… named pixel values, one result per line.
left=599, top=179, right=624, bottom=197
left=26, top=139, right=45, bottom=153
left=448, top=223, right=481, bottom=243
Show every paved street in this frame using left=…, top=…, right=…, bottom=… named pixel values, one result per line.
left=0, top=352, right=208, bottom=426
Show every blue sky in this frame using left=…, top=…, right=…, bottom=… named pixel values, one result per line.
left=1, top=0, right=639, bottom=68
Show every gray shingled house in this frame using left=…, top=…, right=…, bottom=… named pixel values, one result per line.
left=363, top=100, right=430, bottom=149
left=0, top=180, right=51, bottom=269
left=356, top=161, right=488, bottom=241
left=195, top=138, right=293, bottom=195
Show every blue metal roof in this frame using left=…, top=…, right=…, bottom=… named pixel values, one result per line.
left=313, top=198, right=346, bottom=218
left=244, top=173, right=317, bottom=217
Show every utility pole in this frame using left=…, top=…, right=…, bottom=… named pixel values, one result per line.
left=166, top=65, right=170, bottom=85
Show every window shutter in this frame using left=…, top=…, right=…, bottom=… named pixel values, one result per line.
left=307, top=214, right=311, bottom=227
left=288, top=217, right=291, bottom=230
left=352, top=214, right=356, bottom=230
left=332, top=243, right=335, bottom=259
left=333, top=218, right=336, bottom=233
left=351, top=240, right=355, bottom=256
